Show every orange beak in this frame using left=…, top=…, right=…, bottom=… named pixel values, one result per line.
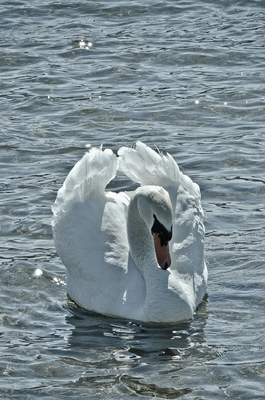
left=153, top=233, right=171, bottom=270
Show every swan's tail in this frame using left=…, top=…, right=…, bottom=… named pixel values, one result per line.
left=52, top=147, right=117, bottom=219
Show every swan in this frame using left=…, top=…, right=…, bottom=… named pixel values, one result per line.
left=52, top=141, right=207, bottom=323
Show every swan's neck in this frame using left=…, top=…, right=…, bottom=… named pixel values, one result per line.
left=127, top=193, right=157, bottom=277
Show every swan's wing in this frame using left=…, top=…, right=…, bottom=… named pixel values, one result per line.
left=52, top=147, right=129, bottom=284
left=118, top=140, right=200, bottom=200
left=118, top=141, right=181, bottom=188
left=118, top=141, right=207, bottom=301
left=52, top=147, right=117, bottom=218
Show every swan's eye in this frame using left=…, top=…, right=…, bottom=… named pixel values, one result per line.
left=151, top=214, right=172, bottom=246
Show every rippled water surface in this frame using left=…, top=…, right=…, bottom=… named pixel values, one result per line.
left=1, top=0, right=265, bottom=398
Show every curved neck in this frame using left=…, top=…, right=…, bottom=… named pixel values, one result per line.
left=127, top=189, right=174, bottom=321
left=127, top=193, right=157, bottom=277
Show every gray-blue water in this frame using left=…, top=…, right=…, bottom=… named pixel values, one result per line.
left=1, top=1, right=265, bottom=398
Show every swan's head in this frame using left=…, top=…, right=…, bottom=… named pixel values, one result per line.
left=136, top=186, right=173, bottom=270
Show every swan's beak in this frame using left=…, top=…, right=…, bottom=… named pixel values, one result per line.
left=153, top=233, right=171, bottom=270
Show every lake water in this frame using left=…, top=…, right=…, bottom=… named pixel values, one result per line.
left=1, top=0, right=265, bottom=398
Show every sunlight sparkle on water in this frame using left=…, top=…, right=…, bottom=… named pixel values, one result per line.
left=53, top=277, right=66, bottom=286
left=33, top=268, right=43, bottom=277
left=79, top=40, right=93, bottom=50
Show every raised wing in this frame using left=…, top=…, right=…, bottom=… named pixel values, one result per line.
left=118, top=141, right=181, bottom=187
left=118, top=142, right=206, bottom=299
left=52, top=147, right=118, bottom=219
left=52, top=147, right=129, bottom=281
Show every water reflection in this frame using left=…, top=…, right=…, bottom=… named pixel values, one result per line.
left=64, top=299, right=209, bottom=351
left=61, top=299, right=214, bottom=398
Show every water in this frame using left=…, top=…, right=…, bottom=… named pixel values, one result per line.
left=1, top=0, right=265, bottom=398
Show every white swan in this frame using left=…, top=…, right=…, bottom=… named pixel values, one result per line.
left=52, top=141, right=207, bottom=323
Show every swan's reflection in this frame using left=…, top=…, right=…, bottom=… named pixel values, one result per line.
left=60, top=297, right=213, bottom=398
left=63, top=296, right=210, bottom=361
